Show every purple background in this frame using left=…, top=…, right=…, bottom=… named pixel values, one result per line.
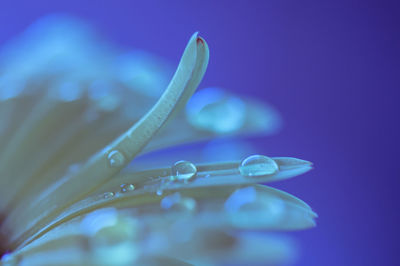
left=1, top=1, right=399, bottom=265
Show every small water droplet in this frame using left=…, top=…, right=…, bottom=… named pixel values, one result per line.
left=171, top=160, right=197, bottom=182
left=120, top=184, right=135, bottom=193
left=239, top=155, right=278, bottom=177
left=107, top=150, right=126, bottom=167
left=156, top=188, right=163, bottom=196
left=103, top=192, right=115, bottom=199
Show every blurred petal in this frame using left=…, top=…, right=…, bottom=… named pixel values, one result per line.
left=142, top=87, right=281, bottom=153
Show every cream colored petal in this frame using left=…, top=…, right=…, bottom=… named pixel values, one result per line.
left=11, top=201, right=298, bottom=266
left=5, top=33, right=209, bottom=250
left=97, top=157, right=312, bottom=194
left=13, top=182, right=316, bottom=251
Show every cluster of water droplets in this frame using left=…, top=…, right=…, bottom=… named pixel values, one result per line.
left=102, top=153, right=278, bottom=205
left=120, top=184, right=135, bottom=193
left=101, top=183, right=135, bottom=201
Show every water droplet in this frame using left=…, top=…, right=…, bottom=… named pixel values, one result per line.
left=239, top=155, right=278, bottom=177
left=171, top=160, right=197, bottom=182
left=186, top=88, right=246, bottom=133
left=103, top=192, right=115, bottom=199
left=107, top=150, right=126, bottom=167
left=120, top=184, right=135, bottom=193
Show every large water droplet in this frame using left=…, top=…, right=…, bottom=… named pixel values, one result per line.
left=107, top=150, right=125, bottom=168
left=120, top=184, right=135, bottom=193
left=171, top=160, right=197, bottom=182
left=186, top=88, right=246, bottom=133
left=239, top=155, right=278, bottom=177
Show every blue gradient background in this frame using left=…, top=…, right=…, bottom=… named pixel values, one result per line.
left=1, top=1, right=399, bottom=265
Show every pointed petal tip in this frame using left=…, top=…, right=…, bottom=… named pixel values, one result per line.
left=311, top=210, right=318, bottom=218
left=197, top=37, right=204, bottom=45
left=296, top=216, right=317, bottom=230
left=189, top=32, right=207, bottom=51
left=189, top=32, right=199, bottom=42
left=308, top=218, right=317, bottom=228
left=273, top=157, right=313, bottom=171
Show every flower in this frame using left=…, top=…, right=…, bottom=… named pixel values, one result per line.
left=0, top=15, right=316, bottom=266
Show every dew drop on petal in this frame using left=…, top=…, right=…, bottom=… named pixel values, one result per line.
left=103, top=192, right=115, bottom=199
left=239, top=155, right=278, bottom=177
left=120, top=184, right=135, bottom=193
left=107, top=150, right=125, bottom=168
left=171, top=160, right=197, bottom=182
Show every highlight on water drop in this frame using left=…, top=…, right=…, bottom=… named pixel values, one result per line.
left=239, top=155, right=279, bottom=177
